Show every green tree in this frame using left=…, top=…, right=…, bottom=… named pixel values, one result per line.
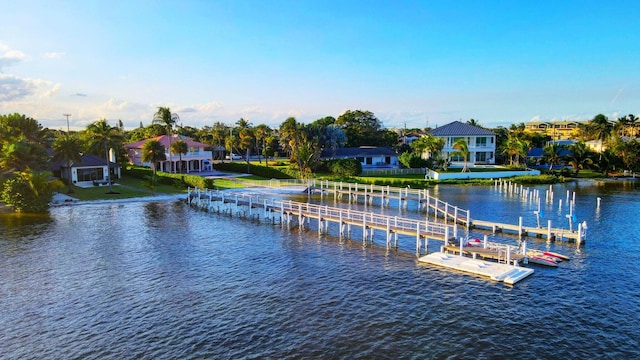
left=411, top=134, right=444, bottom=159
left=279, top=117, right=299, bottom=158
left=543, top=143, right=564, bottom=172
left=336, top=110, right=389, bottom=147
left=451, top=138, right=470, bottom=172
left=153, top=107, right=180, bottom=172
left=566, top=141, right=593, bottom=176
left=85, top=119, right=123, bottom=193
left=1, top=169, right=63, bottom=212
left=590, top=114, right=613, bottom=144
left=501, top=135, right=527, bottom=166
left=323, top=124, right=347, bottom=158
left=52, top=135, right=84, bottom=193
left=170, top=139, right=188, bottom=173
left=141, top=139, right=167, bottom=175
left=0, top=114, right=49, bottom=173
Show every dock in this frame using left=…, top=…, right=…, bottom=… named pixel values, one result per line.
left=306, top=180, right=586, bottom=243
left=188, top=188, right=459, bottom=255
left=418, top=252, right=534, bottom=285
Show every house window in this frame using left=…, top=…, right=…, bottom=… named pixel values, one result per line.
left=476, top=137, right=487, bottom=146
left=366, top=157, right=373, bottom=165
left=77, top=168, right=103, bottom=181
left=356, top=157, right=364, bottom=163
left=450, top=154, right=465, bottom=162
left=476, top=152, right=487, bottom=162
left=385, top=156, right=391, bottom=164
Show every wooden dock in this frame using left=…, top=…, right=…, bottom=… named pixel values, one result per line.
left=188, top=188, right=460, bottom=255
left=188, top=187, right=542, bottom=285
left=308, top=180, right=585, bottom=243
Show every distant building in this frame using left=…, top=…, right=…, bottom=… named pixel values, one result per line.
left=125, top=135, right=212, bottom=173
left=524, top=120, right=583, bottom=140
left=320, top=146, right=399, bottom=169
left=427, top=121, right=496, bottom=165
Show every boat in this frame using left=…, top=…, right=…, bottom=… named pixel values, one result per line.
left=526, top=253, right=559, bottom=267
left=540, top=251, right=570, bottom=261
left=464, top=238, right=483, bottom=247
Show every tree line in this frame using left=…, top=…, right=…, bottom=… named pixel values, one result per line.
left=2, top=109, right=638, bottom=213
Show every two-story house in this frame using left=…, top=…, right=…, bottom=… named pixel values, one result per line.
left=125, top=135, right=213, bottom=173
left=427, top=121, right=496, bottom=165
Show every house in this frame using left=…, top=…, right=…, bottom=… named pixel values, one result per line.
left=427, top=121, right=496, bottom=165
left=52, top=153, right=121, bottom=186
left=524, top=120, right=583, bottom=140
left=125, top=135, right=213, bottom=173
left=321, top=146, right=399, bottom=168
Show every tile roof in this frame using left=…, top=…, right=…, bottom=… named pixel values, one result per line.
left=51, top=154, right=120, bottom=170
left=428, top=121, right=495, bottom=136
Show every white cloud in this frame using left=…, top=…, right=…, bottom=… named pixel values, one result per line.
left=43, top=52, right=65, bottom=59
left=0, top=74, right=39, bottom=101
left=0, top=42, right=28, bottom=71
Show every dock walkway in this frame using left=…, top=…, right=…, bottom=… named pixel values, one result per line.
left=248, top=179, right=585, bottom=243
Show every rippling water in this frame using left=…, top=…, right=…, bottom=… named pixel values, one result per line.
left=1, top=180, right=638, bottom=359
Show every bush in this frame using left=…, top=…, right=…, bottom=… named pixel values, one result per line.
left=123, top=166, right=214, bottom=189
left=214, top=162, right=294, bottom=179
left=329, top=158, right=362, bottom=176
left=1, top=176, right=54, bottom=212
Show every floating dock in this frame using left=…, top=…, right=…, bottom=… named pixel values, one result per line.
left=418, top=252, right=534, bottom=285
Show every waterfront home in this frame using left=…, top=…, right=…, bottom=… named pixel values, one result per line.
left=52, top=153, right=121, bottom=186
left=427, top=121, right=496, bottom=165
left=125, top=135, right=212, bottom=173
left=321, top=146, right=399, bottom=169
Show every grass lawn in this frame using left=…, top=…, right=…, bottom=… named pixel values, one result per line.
left=65, top=175, right=186, bottom=201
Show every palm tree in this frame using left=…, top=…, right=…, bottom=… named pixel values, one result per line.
left=543, top=143, right=563, bottom=172
left=85, top=119, right=123, bottom=193
left=590, top=114, right=613, bottom=144
left=52, top=135, right=83, bottom=193
left=501, top=135, right=527, bottom=166
left=153, top=107, right=180, bottom=173
left=452, top=138, right=470, bottom=172
left=566, top=141, right=593, bottom=176
left=142, top=140, right=167, bottom=175
left=170, top=139, right=188, bottom=173
left=467, top=118, right=481, bottom=127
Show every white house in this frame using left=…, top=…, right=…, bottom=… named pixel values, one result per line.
left=125, top=135, right=213, bottom=173
left=321, top=146, right=399, bottom=169
left=427, top=121, right=496, bottom=165
left=53, top=153, right=121, bottom=186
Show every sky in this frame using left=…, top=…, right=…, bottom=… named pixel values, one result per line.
left=1, top=0, right=638, bottom=131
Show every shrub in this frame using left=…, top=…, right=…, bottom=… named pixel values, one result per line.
left=214, top=162, right=294, bottom=179
left=329, top=158, right=362, bottom=176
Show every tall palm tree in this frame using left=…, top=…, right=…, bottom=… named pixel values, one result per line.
left=153, top=107, right=180, bottom=173
left=543, top=143, right=563, bottom=172
left=566, top=141, right=593, bottom=176
left=52, top=135, right=83, bottom=193
left=85, top=119, right=123, bottom=193
left=452, top=138, right=470, bottom=172
left=170, top=139, right=188, bottom=173
left=501, top=135, right=527, bottom=166
left=142, top=140, right=167, bottom=175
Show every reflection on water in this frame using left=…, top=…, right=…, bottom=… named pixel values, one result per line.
left=0, top=180, right=639, bottom=359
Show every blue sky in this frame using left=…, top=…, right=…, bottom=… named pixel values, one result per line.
left=1, top=0, right=638, bottom=131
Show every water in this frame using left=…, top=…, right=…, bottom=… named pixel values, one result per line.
left=1, top=181, right=638, bottom=359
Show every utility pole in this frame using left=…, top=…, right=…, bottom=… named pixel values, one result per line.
left=63, top=114, right=71, bottom=133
